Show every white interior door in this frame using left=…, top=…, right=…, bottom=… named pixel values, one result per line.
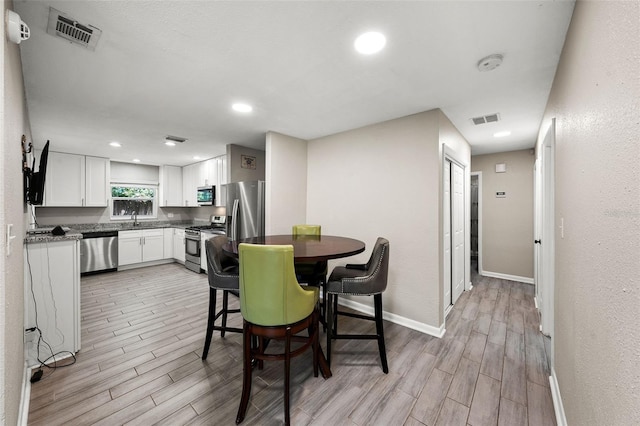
left=540, top=120, right=556, bottom=339
left=452, top=162, right=465, bottom=303
left=444, top=160, right=452, bottom=309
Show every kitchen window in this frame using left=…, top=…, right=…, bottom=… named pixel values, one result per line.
left=110, top=185, right=158, bottom=220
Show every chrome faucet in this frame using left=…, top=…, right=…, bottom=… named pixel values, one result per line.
left=132, top=211, right=139, bottom=226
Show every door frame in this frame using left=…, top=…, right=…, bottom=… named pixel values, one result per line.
left=470, top=171, right=483, bottom=275
left=535, top=119, right=556, bottom=346
left=442, top=145, right=470, bottom=319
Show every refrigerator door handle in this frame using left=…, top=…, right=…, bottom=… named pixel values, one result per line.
left=230, top=198, right=240, bottom=241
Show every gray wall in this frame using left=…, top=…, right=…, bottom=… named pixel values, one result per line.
left=227, top=144, right=265, bottom=183
left=471, top=150, right=534, bottom=280
left=1, top=0, right=31, bottom=422
left=538, top=1, right=640, bottom=424
left=304, top=109, right=470, bottom=329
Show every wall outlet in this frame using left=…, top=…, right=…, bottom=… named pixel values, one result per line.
left=168, top=213, right=174, bottom=218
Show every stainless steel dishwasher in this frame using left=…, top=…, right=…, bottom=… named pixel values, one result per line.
left=80, top=230, right=118, bottom=275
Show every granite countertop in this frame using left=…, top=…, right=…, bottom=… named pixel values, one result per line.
left=25, top=220, right=207, bottom=243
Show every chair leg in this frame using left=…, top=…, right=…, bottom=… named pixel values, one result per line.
left=236, top=321, right=253, bottom=424
left=310, top=308, right=319, bottom=377
left=221, top=291, right=230, bottom=338
left=202, top=288, right=217, bottom=360
left=284, top=327, right=292, bottom=426
left=374, top=294, right=389, bottom=374
left=326, top=293, right=333, bottom=366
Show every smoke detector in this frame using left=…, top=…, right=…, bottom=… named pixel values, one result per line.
left=47, top=7, right=101, bottom=51
left=477, top=54, right=504, bottom=72
left=5, top=10, right=30, bottom=44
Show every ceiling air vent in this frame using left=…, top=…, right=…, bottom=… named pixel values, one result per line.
left=471, top=113, right=500, bottom=125
left=47, top=7, right=102, bottom=51
left=165, top=135, right=187, bottom=144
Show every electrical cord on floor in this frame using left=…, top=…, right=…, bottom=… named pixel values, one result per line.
left=25, top=244, right=77, bottom=383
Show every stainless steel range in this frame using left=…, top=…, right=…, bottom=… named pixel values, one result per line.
left=185, top=216, right=226, bottom=273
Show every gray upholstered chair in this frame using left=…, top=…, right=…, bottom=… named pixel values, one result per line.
left=326, top=237, right=390, bottom=373
left=202, top=235, right=241, bottom=360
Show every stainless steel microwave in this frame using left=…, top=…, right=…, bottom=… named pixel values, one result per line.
left=197, top=186, right=215, bottom=206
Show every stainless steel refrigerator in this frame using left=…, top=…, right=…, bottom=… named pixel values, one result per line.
left=223, top=180, right=265, bottom=241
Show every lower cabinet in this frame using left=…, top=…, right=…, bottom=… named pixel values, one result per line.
left=24, top=238, right=81, bottom=366
left=118, top=229, right=165, bottom=267
left=173, top=228, right=185, bottom=263
left=163, top=228, right=173, bottom=259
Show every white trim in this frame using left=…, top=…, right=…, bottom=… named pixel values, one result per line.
left=338, top=298, right=446, bottom=338
left=18, top=363, right=32, bottom=426
left=549, top=369, right=568, bottom=426
left=481, top=270, right=534, bottom=285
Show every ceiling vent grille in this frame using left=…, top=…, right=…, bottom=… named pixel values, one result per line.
left=165, top=135, right=187, bottom=144
left=47, top=7, right=102, bottom=51
left=471, top=113, right=500, bottom=125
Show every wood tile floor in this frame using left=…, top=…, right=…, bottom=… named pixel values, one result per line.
left=28, top=263, right=556, bottom=425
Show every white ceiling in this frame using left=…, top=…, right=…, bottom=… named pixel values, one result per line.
left=14, top=0, right=575, bottom=167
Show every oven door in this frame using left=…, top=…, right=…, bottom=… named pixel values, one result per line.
left=185, top=233, right=201, bottom=264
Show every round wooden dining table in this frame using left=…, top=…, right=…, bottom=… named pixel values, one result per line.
left=222, top=234, right=365, bottom=262
left=223, top=234, right=365, bottom=379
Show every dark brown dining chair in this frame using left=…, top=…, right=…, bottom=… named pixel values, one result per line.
left=235, top=243, right=320, bottom=426
left=202, top=235, right=242, bottom=360
left=326, top=237, right=390, bottom=373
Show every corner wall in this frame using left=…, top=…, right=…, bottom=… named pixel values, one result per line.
left=471, top=149, right=535, bottom=280
left=2, top=0, right=32, bottom=422
left=265, top=131, right=308, bottom=234
left=307, top=110, right=460, bottom=329
left=537, top=1, right=640, bottom=424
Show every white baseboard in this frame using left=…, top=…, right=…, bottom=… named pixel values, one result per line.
left=549, top=369, right=568, bottom=426
left=18, top=362, right=32, bottom=426
left=481, top=270, right=534, bottom=285
left=337, top=298, right=446, bottom=338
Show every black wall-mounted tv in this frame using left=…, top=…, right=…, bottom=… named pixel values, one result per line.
left=27, top=140, right=49, bottom=205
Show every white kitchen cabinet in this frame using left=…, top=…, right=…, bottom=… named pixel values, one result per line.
left=143, top=229, right=164, bottom=261
left=43, top=151, right=85, bottom=206
left=24, top=238, right=81, bottom=366
left=173, top=228, right=185, bottom=263
left=41, top=151, right=109, bottom=207
left=182, top=163, right=200, bottom=207
left=118, top=230, right=143, bottom=266
left=215, top=155, right=227, bottom=206
left=85, top=156, right=109, bottom=206
left=159, top=165, right=183, bottom=207
left=163, top=228, right=173, bottom=259
left=200, top=233, right=208, bottom=272
left=118, top=229, right=165, bottom=266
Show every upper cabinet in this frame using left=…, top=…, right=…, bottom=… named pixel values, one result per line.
left=85, top=156, right=110, bottom=207
left=159, top=165, right=183, bottom=207
left=178, top=155, right=227, bottom=207
left=42, top=151, right=109, bottom=207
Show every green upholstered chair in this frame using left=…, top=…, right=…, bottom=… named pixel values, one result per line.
left=326, top=237, right=390, bottom=374
left=292, top=224, right=328, bottom=327
left=292, top=224, right=321, bottom=237
left=236, top=243, right=320, bottom=426
left=202, top=235, right=241, bottom=361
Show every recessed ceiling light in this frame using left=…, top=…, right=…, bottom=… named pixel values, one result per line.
left=165, top=141, right=176, bottom=147
left=494, top=131, right=511, bottom=138
left=232, top=103, right=252, bottom=113
left=109, top=142, right=121, bottom=147
left=193, top=156, right=201, bottom=160
left=132, top=159, right=140, bottom=163
left=354, top=31, right=386, bottom=55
